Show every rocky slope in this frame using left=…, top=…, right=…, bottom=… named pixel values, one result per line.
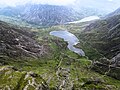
left=0, top=4, right=81, bottom=26
left=0, top=20, right=49, bottom=58
left=78, top=9, right=120, bottom=80
left=20, top=4, right=81, bottom=26
left=84, top=14, right=120, bottom=58
left=0, top=6, right=120, bottom=89
left=0, top=20, right=120, bottom=89
left=0, top=4, right=107, bottom=26
left=0, top=56, right=120, bottom=90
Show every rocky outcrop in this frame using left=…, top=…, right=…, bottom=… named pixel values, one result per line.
left=0, top=66, right=49, bottom=90
left=92, top=53, right=120, bottom=80
left=0, top=21, right=49, bottom=58
left=0, top=63, right=117, bottom=90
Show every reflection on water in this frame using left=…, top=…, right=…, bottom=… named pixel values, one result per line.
left=50, top=30, right=85, bottom=56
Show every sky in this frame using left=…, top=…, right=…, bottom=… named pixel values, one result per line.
left=0, top=0, right=120, bottom=12
left=74, top=0, right=120, bottom=12
left=0, top=0, right=76, bottom=6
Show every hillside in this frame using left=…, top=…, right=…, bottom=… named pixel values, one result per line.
left=0, top=20, right=49, bottom=59
left=21, top=4, right=81, bottom=26
left=0, top=4, right=107, bottom=26
left=107, top=7, right=120, bottom=18
left=0, top=20, right=120, bottom=89
left=0, top=3, right=120, bottom=90
left=77, top=10, right=120, bottom=80
left=83, top=14, right=120, bottom=58
left=0, top=4, right=81, bottom=26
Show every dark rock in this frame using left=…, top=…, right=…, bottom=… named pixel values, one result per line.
left=0, top=20, right=49, bottom=58
left=92, top=54, right=120, bottom=80
left=92, top=61, right=109, bottom=74
left=110, top=53, right=120, bottom=67
left=81, top=8, right=120, bottom=80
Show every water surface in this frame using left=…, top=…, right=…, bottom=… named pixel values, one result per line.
left=50, top=30, right=85, bottom=56
left=68, top=16, right=100, bottom=24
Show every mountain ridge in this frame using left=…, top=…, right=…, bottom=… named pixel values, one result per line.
left=0, top=4, right=108, bottom=26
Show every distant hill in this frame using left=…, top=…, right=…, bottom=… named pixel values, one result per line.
left=106, top=7, right=120, bottom=18
left=0, top=4, right=106, bottom=26
left=0, top=6, right=24, bottom=17
left=0, top=4, right=81, bottom=26
left=20, top=4, right=81, bottom=26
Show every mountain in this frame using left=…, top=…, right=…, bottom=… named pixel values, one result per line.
left=0, top=3, right=120, bottom=90
left=0, top=20, right=49, bottom=59
left=73, top=6, right=107, bottom=17
left=0, top=4, right=108, bottom=26
left=0, top=4, right=81, bottom=26
left=0, top=7, right=18, bottom=17
left=0, top=6, right=24, bottom=17
left=107, top=7, right=120, bottom=17
left=0, top=21, right=120, bottom=89
left=79, top=9, right=120, bottom=80
left=21, top=4, right=82, bottom=26
left=84, top=15, right=120, bottom=58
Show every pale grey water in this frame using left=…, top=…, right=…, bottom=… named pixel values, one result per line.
left=50, top=30, right=85, bottom=56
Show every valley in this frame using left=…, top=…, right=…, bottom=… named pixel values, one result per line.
left=0, top=2, right=120, bottom=90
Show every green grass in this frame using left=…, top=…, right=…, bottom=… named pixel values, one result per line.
left=0, top=19, right=120, bottom=89
left=0, top=53, right=120, bottom=89
left=2, top=50, right=119, bottom=89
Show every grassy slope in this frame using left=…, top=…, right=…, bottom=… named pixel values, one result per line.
left=1, top=52, right=120, bottom=89
left=0, top=19, right=120, bottom=89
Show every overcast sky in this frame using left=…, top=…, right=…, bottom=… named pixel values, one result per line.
left=0, top=0, right=76, bottom=6
left=0, top=0, right=120, bottom=12
left=74, top=0, right=120, bottom=12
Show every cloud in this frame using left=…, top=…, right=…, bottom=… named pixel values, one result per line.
left=0, top=0, right=120, bottom=13
left=31, top=0, right=76, bottom=5
left=108, top=0, right=113, bottom=1
left=0, top=0, right=76, bottom=7
left=74, top=0, right=120, bottom=12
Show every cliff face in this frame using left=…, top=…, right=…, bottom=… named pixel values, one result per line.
left=0, top=21, right=48, bottom=58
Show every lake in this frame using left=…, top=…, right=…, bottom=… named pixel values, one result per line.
left=50, top=30, right=85, bottom=56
